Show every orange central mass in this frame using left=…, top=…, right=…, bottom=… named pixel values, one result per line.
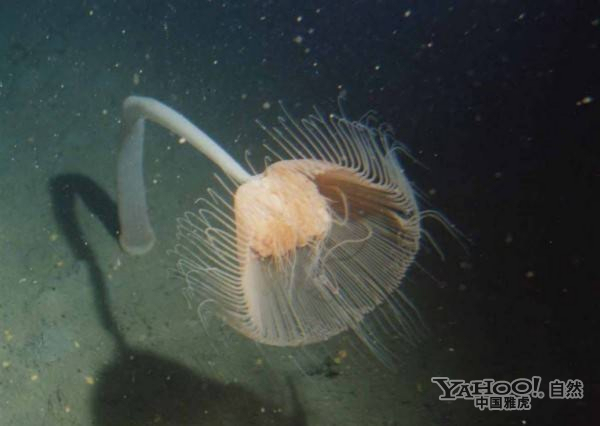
left=234, top=160, right=333, bottom=259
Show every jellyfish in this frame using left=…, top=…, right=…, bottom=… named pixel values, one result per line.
left=117, top=96, right=423, bottom=363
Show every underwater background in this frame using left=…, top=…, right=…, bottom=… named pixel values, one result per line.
left=0, top=0, right=597, bottom=425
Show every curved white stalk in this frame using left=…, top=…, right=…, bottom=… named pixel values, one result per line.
left=117, top=96, right=251, bottom=255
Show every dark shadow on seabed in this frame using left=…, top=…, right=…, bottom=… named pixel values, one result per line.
left=49, top=174, right=306, bottom=426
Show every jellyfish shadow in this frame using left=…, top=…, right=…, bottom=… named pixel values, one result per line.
left=49, top=174, right=305, bottom=426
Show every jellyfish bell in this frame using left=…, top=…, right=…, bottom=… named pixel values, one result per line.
left=118, top=96, right=424, bottom=365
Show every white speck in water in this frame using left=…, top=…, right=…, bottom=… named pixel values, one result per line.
left=576, top=96, right=593, bottom=106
